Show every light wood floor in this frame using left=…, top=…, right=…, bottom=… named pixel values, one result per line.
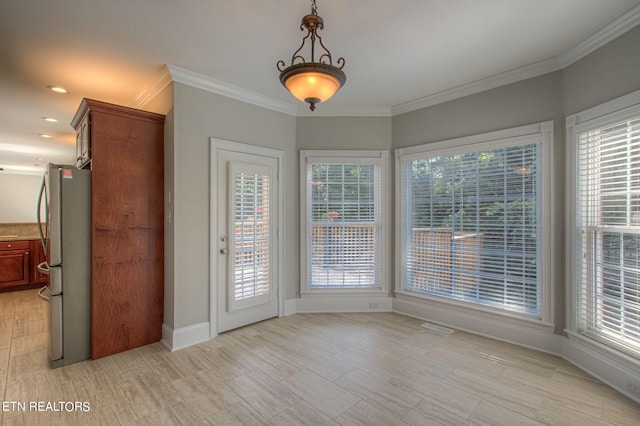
left=1, top=289, right=639, bottom=425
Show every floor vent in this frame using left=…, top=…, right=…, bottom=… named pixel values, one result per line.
left=421, top=322, right=455, bottom=335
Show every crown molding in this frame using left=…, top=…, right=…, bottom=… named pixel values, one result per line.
left=391, top=58, right=561, bottom=116
left=392, top=5, right=640, bottom=116
left=558, top=4, right=640, bottom=68
left=136, top=66, right=173, bottom=108
left=137, top=5, right=640, bottom=118
left=138, top=65, right=390, bottom=117
left=137, top=64, right=298, bottom=115
left=167, top=65, right=298, bottom=116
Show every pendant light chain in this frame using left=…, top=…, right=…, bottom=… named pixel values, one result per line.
left=311, top=0, right=318, bottom=15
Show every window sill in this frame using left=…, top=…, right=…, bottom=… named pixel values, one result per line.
left=565, top=330, right=640, bottom=370
left=301, top=288, right=387, bottom=297
left=393, top=291, right=559, bottom=354
left=395, top=290, right=552, bottom=328
left=563, top=330, right=640, bottom=403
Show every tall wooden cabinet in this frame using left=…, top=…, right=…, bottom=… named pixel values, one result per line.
left=72, top=99, right=165, bottom=360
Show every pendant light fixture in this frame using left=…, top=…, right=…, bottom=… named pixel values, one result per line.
left=277, top=0, right=346, bottom=111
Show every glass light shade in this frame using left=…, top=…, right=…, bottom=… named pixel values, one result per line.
left=284, top=72, right=341, bottom=103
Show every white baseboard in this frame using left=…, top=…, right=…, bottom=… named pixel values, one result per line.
left=284, top=298, right=298, bottom=316
left=392, top=295, right=562, bottom=355
left=296, top=294, right=393, bottom=313
left=562, top=333, right=640, bottom=404
left=161, top=321, right=211, bottom=352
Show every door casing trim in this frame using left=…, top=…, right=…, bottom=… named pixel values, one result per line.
left=209, top=138, right=286, bottom=338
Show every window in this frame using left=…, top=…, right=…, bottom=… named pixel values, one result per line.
left=233, top=170, right=271, bottom=302
left=568, top=92, right=640, bottom=358
left=301, top=150, right=388, bottom=292
left=397, top=122, right=553, bottom=320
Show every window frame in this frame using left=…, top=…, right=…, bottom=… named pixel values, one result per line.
left=395, top=121, right=555, bottom=324
left=300, top=150, right=390, bottom=295
left=566, top=89, right=640, bottom=359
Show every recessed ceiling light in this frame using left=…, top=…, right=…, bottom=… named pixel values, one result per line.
left=39, top=134, right=53, bottom=138
left=47, top=85, right=70, bottom=94
left=42, top=117, right=58, bottom=123
left=35, top=157, right=44, bottom=161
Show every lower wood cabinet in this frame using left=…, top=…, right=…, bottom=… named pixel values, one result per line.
left=0, top=240, right=47, bottom=290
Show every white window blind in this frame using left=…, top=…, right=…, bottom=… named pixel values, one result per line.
left=400, top=141, right=542, bottom=317
left=305, top=158, right=383, bottom=289
left=577, top=116, right=640, bottom=357
left=233, top=171, right=271, bottom=301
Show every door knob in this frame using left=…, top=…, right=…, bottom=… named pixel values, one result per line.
left=220, top=248, right=229, bottom=254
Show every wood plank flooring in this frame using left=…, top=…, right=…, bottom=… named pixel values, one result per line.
left=1, top=288, right=639, bottom=425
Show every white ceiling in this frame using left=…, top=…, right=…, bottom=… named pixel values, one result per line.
left=1, top=0, right=639, bottom=175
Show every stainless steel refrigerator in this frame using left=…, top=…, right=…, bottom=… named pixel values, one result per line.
left=37, top=163, right=91, bottom=368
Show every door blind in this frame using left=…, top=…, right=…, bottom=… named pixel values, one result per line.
left=577, top=116, right=640, bottom=357
left=307, top=163, right=381, bottom=288
left=233, top=171, right=271, bottom=300
left=401, top=142, right=541, bottom=316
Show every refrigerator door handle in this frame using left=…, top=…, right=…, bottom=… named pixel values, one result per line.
left=37, top=174, right=48, bottom=252
left=37, top=261, right=50, bottom=275
left=38, top=285, right=50, bottom=302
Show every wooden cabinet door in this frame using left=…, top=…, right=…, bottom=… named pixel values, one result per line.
left=75, top=113, right=91, bottom=167
left=0, top=248, right=30, bottom=288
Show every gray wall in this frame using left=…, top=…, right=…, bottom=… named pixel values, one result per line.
left=141, top=83, right=176, bottom=330
left=563, top=25, right=640, bottom=115
left=0, top=173, right=43, bottom=223
left=392, top=72, right=564, bottom=148
left=170, top=82, right=296, bottom=329
left=297, top=117, right=392, bottom=151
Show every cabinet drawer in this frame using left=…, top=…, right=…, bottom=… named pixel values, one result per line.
left=0, top=240, right=31, bottom=251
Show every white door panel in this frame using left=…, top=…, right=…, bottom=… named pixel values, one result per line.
left=216, top=147, right=280, bottom=333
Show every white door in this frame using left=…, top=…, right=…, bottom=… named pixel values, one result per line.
left=216, top=146, right=280, bottom=333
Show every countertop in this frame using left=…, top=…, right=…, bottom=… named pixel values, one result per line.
left=0, top=236, right=40, bottom=242
left=0, top=223, right=43, bottom=242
